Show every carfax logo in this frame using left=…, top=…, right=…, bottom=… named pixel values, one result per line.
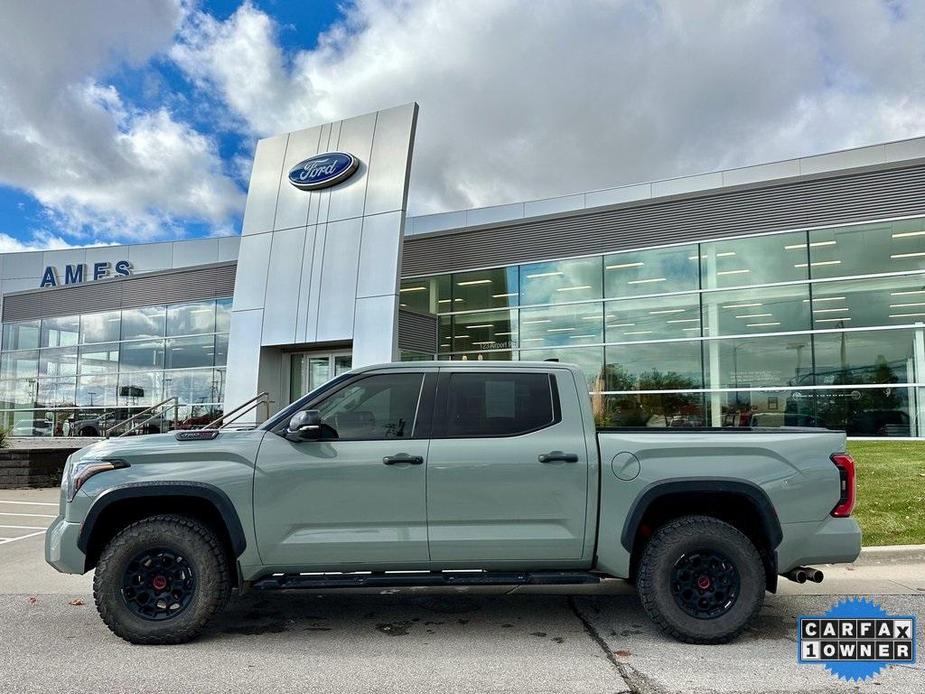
left=797, top=597, right=916, bottom=681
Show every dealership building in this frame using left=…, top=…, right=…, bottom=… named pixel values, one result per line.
left=3, top=102, right=925, bottom=438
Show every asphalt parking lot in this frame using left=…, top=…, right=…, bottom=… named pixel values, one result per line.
left=1, top=487, right=923, bottom=694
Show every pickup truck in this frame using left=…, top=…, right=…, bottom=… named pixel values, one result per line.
left=45, top=361, right=861, bottom=645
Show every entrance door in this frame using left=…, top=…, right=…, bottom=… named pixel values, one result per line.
left=290, top=352, right=352, bottom=402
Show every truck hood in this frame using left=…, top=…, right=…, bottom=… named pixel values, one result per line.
left=70, top=430, right=268, bottom=467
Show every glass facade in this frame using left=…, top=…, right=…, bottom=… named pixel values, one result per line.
left=0, top=299, right=230, bottom=436
left=400, top=217, right=925, bottom=437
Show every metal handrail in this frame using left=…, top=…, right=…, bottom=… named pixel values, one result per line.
left=105, top=397, right=179, bottom=438
left=203, top=392, right=271, bottom=430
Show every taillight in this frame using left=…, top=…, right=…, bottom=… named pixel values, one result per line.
left=830, top=453, right=856, bottom=517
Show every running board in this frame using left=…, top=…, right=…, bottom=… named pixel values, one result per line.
left=252, top=570, right=601, bottom=590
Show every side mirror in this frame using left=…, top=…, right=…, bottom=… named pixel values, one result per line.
left=285, top=410, right=322, bottom=441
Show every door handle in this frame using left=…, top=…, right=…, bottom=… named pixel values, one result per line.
left=383, top=454, right=424, bottom=465
left=538, top=451, right=579, bottom=463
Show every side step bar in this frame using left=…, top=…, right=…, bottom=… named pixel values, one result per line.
left=253, top=570, right=602, bottom=591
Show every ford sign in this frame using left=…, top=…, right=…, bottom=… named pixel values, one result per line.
left=288, top=152, right=359, bottom=191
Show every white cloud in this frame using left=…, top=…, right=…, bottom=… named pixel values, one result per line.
left=172, top=0, right=925, bottom=215
left=0, top=0, right=245, bottom=245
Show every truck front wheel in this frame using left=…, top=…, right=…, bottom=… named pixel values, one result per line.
left=93, top=514, right=231, bottom=644
left=636, top=515, right=764, bottom=644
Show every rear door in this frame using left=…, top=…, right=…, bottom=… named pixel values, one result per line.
left=425, top=367, right=590, bottom=564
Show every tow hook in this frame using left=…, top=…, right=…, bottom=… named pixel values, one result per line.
left=783, top=566, right=824, bottom=584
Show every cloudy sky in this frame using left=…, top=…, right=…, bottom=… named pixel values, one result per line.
left=0, top=0, right=923, bottom=251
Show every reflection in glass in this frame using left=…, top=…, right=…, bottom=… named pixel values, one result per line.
left=80, top=311, right=121, bottom=344
left=810, top=273, right=925, bottom=329
left=708, top=335, right=811, bottom=389
left=604, top=342, right=703, bottom=391
left=452, top=267, right=519, bottom=311
left=702, top=284, right=810, bottom=336
left=214, top=334, right=228, bottom=366
left=41, top=315, right=79, bottom=348
left=1, top=350, right=38, bottom=380
left=399, top=275, right=451, bottom=313
left=36, top=378, right=76, bottom=407
left=810, top=330, right=913, bottom=386
left=165, top=336, right=215, bottom=369
left=164, top=369, right=218, bottom=405
left=808, top=218, right=925, bottom=279
left=597, top=393, right=708, bottom=428
left=0, top=379, right=36, bottom=409
left=167, top=301, right=216, bottom=336
left=450, top=310, right=517, bottom=352
left=520, top=346, right=603, bottom=391
left=717, top=389, right=819, bottom=428
left=76, top=374, right=118, bottom=407
left=605, top=294, right=701, bottom=342
left=120, top=340, right=165, bottom=371
left=519, top=257, right=602, bottom=305
left=121, top=305, right=166, bottom=340
left=118, top=372, right=162, bottom=406
left=604, top=244, right=699, bottom=298
left=520, top=303, right=601, bottom=348
left=701, top=231, right=808, bottom=288
left=79, top=343, right=120, bottom=374
left=2, top=320, right=40, bottom=351
left=39, top=347, right=78, bottom=377
left=215, top=298, right=232, bottom=333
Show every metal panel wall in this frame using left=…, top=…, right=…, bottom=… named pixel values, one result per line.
left=401, top=163, right=925, bottom=276
left=397, top=309, right=437, bottom=354
left=2, top=263, right=236, bottom=322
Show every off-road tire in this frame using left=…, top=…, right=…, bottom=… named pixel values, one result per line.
left=93, top=514, right=231, bottom=644
left=636, top=515, right=764, bottom=644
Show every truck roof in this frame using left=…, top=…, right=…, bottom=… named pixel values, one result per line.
left=351, top=360, right=582, bottom=372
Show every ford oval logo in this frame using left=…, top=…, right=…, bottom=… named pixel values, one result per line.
left=288, top=152, right=360, bottom=191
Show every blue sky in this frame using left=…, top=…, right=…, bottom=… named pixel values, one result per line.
left=0, top=1, right=923, bottom=252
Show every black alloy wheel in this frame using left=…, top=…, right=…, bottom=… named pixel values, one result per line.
left=121, top=547, right=196, bottom=621
left=670, top=549, right=740, bottom=619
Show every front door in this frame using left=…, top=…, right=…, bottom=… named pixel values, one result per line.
left=426, top=368, right=590, bottom=564
left=254, top=369, right=434, bottom=569
left=289, top=351, right=352, bottom=402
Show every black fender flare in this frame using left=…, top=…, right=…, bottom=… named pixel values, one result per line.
left=77, top=481, right=247, bottom=557
left=619, top=477, right=783, bottom=555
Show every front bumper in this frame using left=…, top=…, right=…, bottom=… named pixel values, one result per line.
left=44, top=516, right=87, bottom=574
left=776, top=515, right=863, bottom=573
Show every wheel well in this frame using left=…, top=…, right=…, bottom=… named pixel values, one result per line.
left=627, top=491, right=779, bottom=592
left=82, top=496, right=239, bottom=582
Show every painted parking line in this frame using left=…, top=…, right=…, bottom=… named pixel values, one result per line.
left=0, top=530, right=46, bottom=545
left=0, top=525, right=48, bottom=530
left=0, top=500, right=58, bottom=507
left=0, top=512, right=56, bottom=518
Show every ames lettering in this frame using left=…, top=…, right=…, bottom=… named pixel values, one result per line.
left=40, top=260, right=132, bottom=288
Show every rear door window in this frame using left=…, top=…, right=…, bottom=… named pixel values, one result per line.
left=443, top=372, right=558, bottom=437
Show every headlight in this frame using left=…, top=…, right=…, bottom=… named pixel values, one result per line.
left=66, top=459, right=129, bottom=502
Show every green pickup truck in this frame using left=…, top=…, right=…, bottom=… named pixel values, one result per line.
left=46, top=361, right=861, bottom=645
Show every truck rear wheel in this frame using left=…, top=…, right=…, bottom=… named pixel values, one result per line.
left=636, top=515, right=764, bottom=644
left=93, top=514, right=231, bottom=644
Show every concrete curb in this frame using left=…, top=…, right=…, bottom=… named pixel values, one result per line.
left=854, top=544, right=925, bottom=564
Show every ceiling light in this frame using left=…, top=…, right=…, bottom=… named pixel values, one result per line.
left=794, top=260, right=841, bottom=268
left=649, top=309, right=685, bottom=315
left=891, top=289, right=925, bottom=296
left=606, top=262, right=643, bottom=270
left=569, top=334, right=597, bottom=339
left=682, top=327, right=700, bottom=331
left=492, top=292, right=518, bottom=298
left=716, top=269, right=750, bottom=275
left=784, top=240, right=837, bottom=249
left=525, top=271, right=563, bottom=279
left=465, top=324, right=493, bottom=329
left=804, top=296, right=846, bottom=302
left=607, top=322, right=635, bottom=328
left=736, top=313, right=772, bottom=318
left=667, top=318, right=700, bottom=324
left=746, top=322, right=781, bottom=327
left=716, top=251, right=736, bottom=257
left=522, top=319, right=551, bottom=324
left=457, top=279, right=493, bottom=286
left=813, top=307, right=849, bottom=313
left=890, top=302, right=925, bottom=308
left=814, top=317, right=851, bottom=323
left=523, top=337, right=545, bottom=342
left=890, top=312, right=925, bottom=318
left=547, top=327, right=575, bottom=332
left=627, top=277, right=667, bottom=284
left=623, top=330, right=654, bottom=335
left=891, top=252, right=925, bottom=259
left=495, top=331, right=513, bottom=336
left=891, top=230, right=925, bottom=238
left=472, top=341, right=495, bottom=346
left=454, top=334, right=470, bottom=338
left=400, top=286, right=427, bottom=292
left=582, top=315, right=602, bottom=320
left=556, top=285, right=592, bottom=292
left=723, top=303, right=762, bottom=309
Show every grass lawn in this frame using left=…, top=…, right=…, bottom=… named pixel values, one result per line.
left=848, top=440, right=925, bottom=547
